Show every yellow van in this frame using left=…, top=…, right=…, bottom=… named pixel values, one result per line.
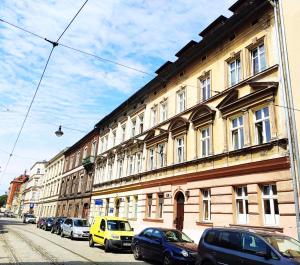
left=89, top=216, right=134, bottom=252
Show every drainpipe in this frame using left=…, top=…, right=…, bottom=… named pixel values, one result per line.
left=270, top=0, right=300, bottom=240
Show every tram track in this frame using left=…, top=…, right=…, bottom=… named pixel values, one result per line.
left=0, top=229, right=20, bottom=264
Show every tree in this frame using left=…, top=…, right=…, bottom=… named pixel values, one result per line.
left=0, top=194, right=8, bottom=207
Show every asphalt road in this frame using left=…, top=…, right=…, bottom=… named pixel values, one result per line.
left=0, top=216, right=152, bottom=265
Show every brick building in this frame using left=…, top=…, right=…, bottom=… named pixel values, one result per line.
left=6, top=174, right=28, bottom=211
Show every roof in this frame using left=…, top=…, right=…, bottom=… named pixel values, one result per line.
left=199, top=15, right=228, bottom=38
left=46, top=148, right=68, bottom=167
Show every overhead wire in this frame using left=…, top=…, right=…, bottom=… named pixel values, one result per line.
left=0, top=0, right=89, bottom=182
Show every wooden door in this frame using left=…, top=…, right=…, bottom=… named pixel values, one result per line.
left=175, top=192, right=184, bottom=231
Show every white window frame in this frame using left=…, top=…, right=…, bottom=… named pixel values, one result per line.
left=136, top=153, right=142, bottom=173
left=177, top=89, right=186, bottom=113
left=149, top=148, right=155, bottom=170
left=262, top=184, right=279, bottom=226
left=108, top=164, right=113, bottom=180
left=202, top=189, right=211, bottom=221
left=158, top=143, right=165, bottom=168
left=201, top=77, right=211, bottom=101
left=151, top=106, right=157, bottom=127
left=118, top=159, right=123, bottom=178
left=255, top=107, right=271, bottom=144
left=229, top=57, right=241, bottom=86
left=139, top=114, right=144, bottom=134
left=128, top=155, right=134, bottom=175
left=121, top=124, right=126, bottom=142
left=160, top=100, right=168, bottom=122
left=251, top=43, right=266, bottom=75
left=75, top=151, right=80, bottom=167
left=105, top=135, right=108, bottom=150
left=91, top=141, right=97, bottom=157
left=231, top=116, right=244, bottom=150
left=176, top=137, right=185, bottom=163
left=236, top=186, right=249, bottom=224
left=131, top=119, right=136, bottom=137
left=201, top=127, right=210, bottom=157
left=112, top=130, right=116, bottom=146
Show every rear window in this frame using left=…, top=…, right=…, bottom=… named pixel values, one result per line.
left=204, top=230, right=219, bottom=245
left=204, top=230, right=242, bottom=251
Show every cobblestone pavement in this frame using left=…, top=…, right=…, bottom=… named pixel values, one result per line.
left=0, top=216, right=153, bottom=265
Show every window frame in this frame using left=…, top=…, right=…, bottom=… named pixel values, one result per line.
left=160, top=100, right=168, bottom=122
left=151, top=106, right=157, bottom=127
left=202, top=189, right=211, bottom=221
left=251, top=43, right=267, bottom=75
left=177, top=89, right=186, bottom=113
left=236, top=186, right=249, bottom=224
left=262, top=184, right=279, bottom=226
left=200, top=76, right=211, bottom=102
left=228, top=57, right=241, bottom=86
left=200, top=127, right=210, bottom=157
left=254, top=106, right=271, bottom=145
left=231, top=116, right=244, bottom=150
left=176, top=137, right=185, bottom=163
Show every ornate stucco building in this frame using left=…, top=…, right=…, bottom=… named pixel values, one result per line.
left=37, top=149, right=66, bottom=217
left=89, top=0, right=298, bottom=242
left=56, top=129, right=98, bottom=218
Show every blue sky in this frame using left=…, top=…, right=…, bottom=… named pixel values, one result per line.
left=0, top=0, right=236, bottom=194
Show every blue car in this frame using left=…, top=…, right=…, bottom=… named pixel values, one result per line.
left=132, top=227, right=197, bottom=265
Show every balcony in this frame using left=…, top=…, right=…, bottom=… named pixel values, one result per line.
left=82, top=156, right=95, bottom=170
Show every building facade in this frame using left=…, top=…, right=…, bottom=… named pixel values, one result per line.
left=37, top=149, right=66, bottom=217
left=22, top=161, right=47, bottom=215
left=90, top=0, right=297, bottom=242
left=56, top=129, right=98, bottom=218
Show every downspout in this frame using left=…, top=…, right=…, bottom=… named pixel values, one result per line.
left=270, top=0, right=300, bottom=240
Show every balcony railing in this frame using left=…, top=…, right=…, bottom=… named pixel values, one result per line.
left=82, top=156, right=95, bottom=169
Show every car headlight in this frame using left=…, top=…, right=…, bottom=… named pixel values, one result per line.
left=111, top=234, right=120, bottom=240
left=181, top=250, right=189, bottom=257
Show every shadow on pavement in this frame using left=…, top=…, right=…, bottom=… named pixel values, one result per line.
left=0, top=262, right=156, bottom=265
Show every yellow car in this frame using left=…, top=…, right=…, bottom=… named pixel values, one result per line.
left=89, top=216, right=134, bottom=252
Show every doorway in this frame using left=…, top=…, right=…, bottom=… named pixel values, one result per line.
left=174, top=191, right=185, bottom=231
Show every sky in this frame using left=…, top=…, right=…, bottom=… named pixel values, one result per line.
left=0, top=0, right=236, bottom=194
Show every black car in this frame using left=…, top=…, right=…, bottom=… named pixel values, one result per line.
left=196, top=227, right=300, bottom=265
left=51, top=217, right=66, bottom=234
left=132, top=227, right=197, bottom=265
left=42, top=217, right=54, bottom=231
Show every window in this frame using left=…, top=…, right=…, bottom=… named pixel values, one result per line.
left=131, top=119, right=136, bottom=137
left=100, top=138, right=104, bottom=153
left=121, top=125, right=126, bottom=142
left=242, top=233, right=269, bottom=256
left=262, top=184, right=279, bottom=225
left=105, top=135, right=109, bottom=150
left=108, top=164, right=113, bottom=180
left=136, top=153, right=142, bottom=173
left=118, top=159, right=123, bottom=178
left=125, top=197, right=130, bottom=218
left=69, top=156, right=74, bottom=170
left=236, top=186, right=249, bottom=224
left=112, top=131, right=116, bottom=146
left=218, top=231, right=242, bottom=251
left=147, top=194, right=152, bottom=218
left=201, top=77, right=211, bottom=101
left=160, top=100, right=168, bottom=122
left=83, top=146, right=88, bottom=159
left=37, top=168, right=41, bottom=174
left=91, top=141, right=97, bottom=157
left=158, top=194, right=164, bottom=218
left=202, top=189, right=211, bottom=221
left=133, top=196, right=138, bottom=218
left=231, top=116, right=244, bottom=150
left=75, top=152, right=80, bottom=167
left=158, top=144, right=165, bottom=167
left=201, top=127, right=210, bottom=157
left=149, top=148, right=155, bottom=170
left=151, top=106, right=157, bottom=126
left=139, top=114, right=144, bottom=134
left=255, top=107, right=271, bottom=144
left=229, top=58, right=241, bottom=86
left=251, top=43, right=266, bottom=74
left=128, top=156, right=134, bottom=175
left=176, top=138, right=184, bottom=163
left=177, top=89, right=186, bottom=113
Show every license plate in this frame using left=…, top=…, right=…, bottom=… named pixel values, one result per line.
left=123, top=242, right=131, bottom=246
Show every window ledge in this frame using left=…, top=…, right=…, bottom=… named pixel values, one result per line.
left=196, top=221, right=213, bottom=227
left=143, top=218, right=164, bottom=223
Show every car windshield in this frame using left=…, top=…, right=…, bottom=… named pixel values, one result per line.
left=163, top=230, right=193, bottom=243
left=262, top=235, right=300, bottom=258
left=47, top=218, right=54, bottom=222
left=73, top=219, right=88, bottom=227
left=107, top=220, right=131, bottom=231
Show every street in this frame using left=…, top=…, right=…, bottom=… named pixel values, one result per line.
left=0, top=216, right=151, bottom=265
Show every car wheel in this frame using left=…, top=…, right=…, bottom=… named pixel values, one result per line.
left=89, top=235, right=94, bottom=247
left=70, top=232, right=74, bottom=240
left=104, top=240, right=110, bottom=252
left=133, top=244, right=142, bottom=260
left=163, top=253, right=173, bottom=265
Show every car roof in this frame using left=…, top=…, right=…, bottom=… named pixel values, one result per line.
left=142, top=227, right=181, bottom=232
left=205, top=227, right=284, bottom=237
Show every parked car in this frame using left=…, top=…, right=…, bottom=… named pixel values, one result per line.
left=89, top=216, right=134, bottom=252
left=42, top=217, right=54, bottom=231
left=131, top=227, right=197, bottom=265
left=4, top=211, right=15, bottom=218
left=196, top=227, right=300, bottom=265
left=23, top=214, right=36, bottom=224
left=51, top=217, right=66, bottom=234
left=61, top=218, right=89, bottom=240
left=36, top=217, right=46, bottom=228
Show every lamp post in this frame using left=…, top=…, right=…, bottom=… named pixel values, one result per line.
left=55, top=125, right=64, bottom=137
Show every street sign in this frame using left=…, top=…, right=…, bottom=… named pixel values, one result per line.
left=109, top=208, right=114, bottom=213
left=95, top=199, right=103, bottom=206
left=29, top=203, right=34, bottom=209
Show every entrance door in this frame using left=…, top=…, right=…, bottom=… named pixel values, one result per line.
left=175, top=192, right=185, bottom=231
left=115, top=199, right=120, bottom=217
left=82, top=203, right=89, bottom=219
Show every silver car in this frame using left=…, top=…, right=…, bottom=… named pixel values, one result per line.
left=61, top=218, right=89, bottom=240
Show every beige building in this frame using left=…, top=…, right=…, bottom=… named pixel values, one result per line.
left=22, top=161, right=47, bottom=215
left=37, top=149, right=66, bottom=217
left=89, top=0, right=298, bottom=242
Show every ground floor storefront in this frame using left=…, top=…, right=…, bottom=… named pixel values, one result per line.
left=90, top=157, right=297, bottom=243
left=56, top=196, right=91, bottom=219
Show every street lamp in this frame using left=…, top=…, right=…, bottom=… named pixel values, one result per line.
left=55, top=125, right=64, bottom=137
